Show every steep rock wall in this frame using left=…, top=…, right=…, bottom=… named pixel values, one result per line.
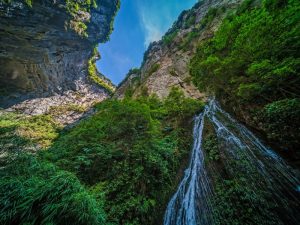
left=0, top=0, right=119, bottom=108
left=115, top=0, right=243, bottom=99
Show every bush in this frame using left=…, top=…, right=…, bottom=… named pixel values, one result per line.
left=190, top=0, right=300, bottom=153
left=146, top=63, right=160, bottom=77
left=88, top=53, right=115, bottom=94
left=164, top=87, right=204, bottom=120
left=261, top=98, right=300, bottom=151
left=162, top=30, right=178, bottom=45
left=0, top=112, right=60, bottom=150
left=43, top=92, right=203, bottom=224
left=191, top=0, right=300, bottom=100
left=0, top=154, right=106, bottom=225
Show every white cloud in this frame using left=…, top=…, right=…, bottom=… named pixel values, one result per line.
left=136, top=0, right=196, bottom=47
left=140, top=12, right=164, bottom=46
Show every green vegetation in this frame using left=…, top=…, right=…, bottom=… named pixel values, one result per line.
left=178, top=6, right=226, bottom=52
left=203, top=134, right=219, bottom=162
left=0, top=88, right=203, bottom=225
left=146, top=63, right=160, bottom=77
left=185, top=14, right=196, bottom=28
left=106, top=0, right=121, bottom=42
left=117, top=67, right=141, bottom=88
left=48, top=104, right=87, bottom=116
left=1, top=0, right=299, bottom=224
left=43, top=88, right=203, bottom=224
left=88, top=59, right=115, bottom=94
left=88, top=48, right=115, bottom=94
left=213, top=171, right=279, bottom=225
left=208, top=137, right=284, bottom=225
left=179, top=29, right=198, bottom=51
left=0, top=112, right=60, bottom=149
left=1, top=0, right=32, bottom=7
left=66, top=0, right=120, bottom=38
left=70, top=21, right=89, bottom=37
left=190, top=0, right=300, bottom=155
left=65, top=0, right=99, bottom=37
left=0, top=154, right=106, bottom=225
left=199, top=7, right=225, bottom=29
left=262, top=98, right=300, bottom=151
left=162, top=29, right=178, bottom=45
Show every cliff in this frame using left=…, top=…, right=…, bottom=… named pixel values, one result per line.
left=0, top=0, right=119, bottom=123
left=116, top=0, right=299, bottom=160
left=115, top=0, right=243, bottom=99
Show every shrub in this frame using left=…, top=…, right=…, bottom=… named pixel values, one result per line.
left=190, top=0, right=300, bottom=153
left=261, top=98, right=300, bottom=151
left=162, top=30, right=178, bottom=45
left=43, top=92, right=204, bottom=224
left=146, top=63, right=160, bottom=77
left=88, top=57, right=115, bottom=94
left=164, top=87, right=204, bottom=120
left=0, top=112, right=60, bottom=150
left=0, top=154, right=106, bottom=225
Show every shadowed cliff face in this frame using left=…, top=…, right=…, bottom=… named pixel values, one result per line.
left=0, top=0, right=119, bottom=107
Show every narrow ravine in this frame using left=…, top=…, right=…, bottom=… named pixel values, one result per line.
left=164, top=100, right=300, bottom=225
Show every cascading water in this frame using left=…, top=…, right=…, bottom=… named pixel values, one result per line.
left=163, top=112, right=215, bottom=225
left=164, top=100, right=300, bottom=225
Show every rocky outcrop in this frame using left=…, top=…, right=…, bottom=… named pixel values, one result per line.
left=6, top=79, right=108, bottom=125
left=0, top=0, right=119, bottom=109
left=115, top=0, right=243, bottom=100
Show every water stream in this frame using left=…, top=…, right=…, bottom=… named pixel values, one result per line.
left=163, top=100, right=300, bottom=225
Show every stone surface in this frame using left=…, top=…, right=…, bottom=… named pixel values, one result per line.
left=115, top=0, right=242, bottom=100
left=0, top=0, right=119, bottom=107
left=7, top=78, right=109, bottom=125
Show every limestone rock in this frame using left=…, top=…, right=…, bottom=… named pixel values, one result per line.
left=115, top=0, right=243, bottom=100
left=0, top=0, right=119, bottom=107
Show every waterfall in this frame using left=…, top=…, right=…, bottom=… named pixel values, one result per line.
left=163, top=100, right=300, bottom=225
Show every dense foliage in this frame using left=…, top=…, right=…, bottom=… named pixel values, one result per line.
left=43, top=88, right=203, bottom=224
left=0, top=88, right=203, bottom=225
left=0, top=154, right=106, bottom=225
left=1, top=0, right=299, bottom=224
left=190, top=0, right=300, bottom=156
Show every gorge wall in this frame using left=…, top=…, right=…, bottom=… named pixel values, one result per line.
left=115, top=0, right=243, bottom=100
left=0, top=0, right=119, bottom=123
left=0, top=1, right=299, bottom=224
left=116, top=0, right=299, bottom=162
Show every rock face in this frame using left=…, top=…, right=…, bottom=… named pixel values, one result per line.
left=0, top=0, right=119, bottom=109
left=6, top=80, right=108, bottom=125
left=115, top=0, right=242, bottom=100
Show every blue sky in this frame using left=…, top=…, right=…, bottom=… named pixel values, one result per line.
left=96, top=0, right=197, bottom=85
